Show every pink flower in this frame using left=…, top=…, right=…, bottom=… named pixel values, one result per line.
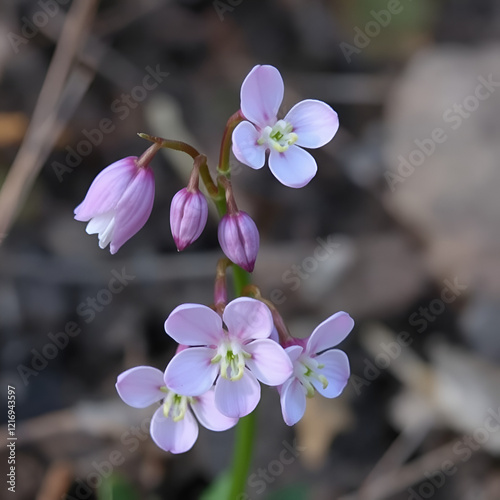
left=74, top=157, right=155, bottom=254
left=116, top=366, right=237, bottom=454
left=164, top=297, right=293, bottom=418
left=232, top=65, right=339, bottom=188
left=279, top=311, right=353, bottom=426
left=218, top=211, right=259, bottom=272
left=170, top=188, right=208, bottom=251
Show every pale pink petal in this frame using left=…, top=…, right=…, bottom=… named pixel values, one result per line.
left=268, top=146, right=317, bottom=188
left=232, top=121, right=266, bottom=169
left=214, top=370, right=260, bottom=418
left=284, top=99, right=339, bottom=149
left=311, top=349, right=350, bottom=398
left=191, top=388, right=238, bottom=431
left=150, top=406, right=199, bottom=454
left=223, top=297, right=273, bottom=341
left=280, top=377, right=307, bottom=426
left=74, top=157, right=138, bottom=221
left=165, top=303, right=223, bottom=346
left=110, top=166, right=155, bottom=253
left=115, top=366, right=165, bottom=408
left=165, top=347, right=218, bottom=396
left=269, top=326, right=279, bottom=343
left=306, top=311, right=354, bottom=355
left=245, top=339, right=293, bottom=386
left=285, top=345, right=303, bottom=364
left=240, top=65, right=283, bottom=129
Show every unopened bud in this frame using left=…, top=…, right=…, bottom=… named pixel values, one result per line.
left=218, top=211, right=259, bottom=272
left=170, top=188, right=208, bottom=251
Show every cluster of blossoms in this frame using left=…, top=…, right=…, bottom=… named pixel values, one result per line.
left=75, top=65, right=351, bottom=454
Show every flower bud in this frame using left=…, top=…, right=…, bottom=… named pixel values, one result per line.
left=218, top=211, right=259, bottom=272
left=74, top=156, right=155, bottom=254
left=170, top=188, right=208, bottom=251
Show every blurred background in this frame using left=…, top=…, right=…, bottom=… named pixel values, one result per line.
left=1, top=0, right=500, bottom=499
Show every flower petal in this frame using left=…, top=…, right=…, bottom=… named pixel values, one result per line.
left=268, top=146, right=317, bottom=188
left=165, top=303, right=224, bottom=346
left=110, top=166, right=155, bottom=253
left=232, top=121, right=266, bottom=169
left=306, top=311, right=354, bottom=355
left=240, top=65, right=283, bottom=129
left=280, top=377, right=307, bottom=426
left=191, top=388, right=238, bottom=431
left=150, top=405, right=199, bottom=454
left=74, top=157, right=138, bottom=221
left=245, top=339, right=293, bottom=386
left=115, top=366, right=165, bottom=408
left=165, top=347, right=218, bottom=396
left=285, top=345, right=303, bottom=364
left=223, top=297, right=273, bottom=341
left=284, top=99, right=339, bottom=149
left=311, top=349, right=350, bottom=398
left=214, top=370, right=260, bottom=418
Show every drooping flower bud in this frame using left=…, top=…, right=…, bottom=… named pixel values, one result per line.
left=218, top=211, right=259, bottom=272
left=170, top=188, right=208, bottom=251
left=74, top=149, right=156, bottom=254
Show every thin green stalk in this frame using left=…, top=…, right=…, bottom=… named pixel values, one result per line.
left=227, top=411, right=257, bottom=500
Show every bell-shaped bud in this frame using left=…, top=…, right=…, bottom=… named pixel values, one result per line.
left=218, top=211, right=259, bottom=272
left=74, top=155, right=155, bottom=254
left=170, top=188, right=208, bottom=251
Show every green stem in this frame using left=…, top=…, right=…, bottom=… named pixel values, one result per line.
left=228, top=411, right=257, bottom=500
left=217, top=110, right=244, bottom=176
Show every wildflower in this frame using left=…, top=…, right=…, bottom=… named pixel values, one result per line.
left=170, top=188, right=208, bottom=251
left=218, top=211, right=259, bottom=272
left=232, top=65, right=339, bottom=188
left=279, top=311, right=353, bottom=426
left=74, top=153, right=155, bottom=254
left=164, top=297, right=293, bottom=418
left=116, top=365, right=237, bottom=454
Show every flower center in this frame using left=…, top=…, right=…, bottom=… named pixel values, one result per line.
left=258, top=120, right=298, bottom=153
left=161, top=388, right=192, bottom=422
left=211, top=338, right=251, bottom=382
left=295, top=355, right=328, bottom=398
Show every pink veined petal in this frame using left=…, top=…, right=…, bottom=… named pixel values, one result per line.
left=74, top=157, right=138, bottom=221
left=232, top=121, right=267, bottom=169
left=165, top=347, right=218, bottom=396
left=115, top=366, right=165, bottom=408
left=110, top=166, right=155, bottom=253
left=240, top=65, right=284, bottom=129
left=268, top=146, right=318, bottom=188
left=150, top=405, right=199, bottom=454
left=214, top=370, right=261, bottom=418
left=311, top=349, right=350, bottom=398
left=269, top=326, right=280, bottom=343
left=285, top=345, right=304, bottom=364
left=244, top=339, right=293, bottom=386
left=191, top=388, right=239, bottom=431
left=223, top=297, right=273, bottom=341
left=280, top=377, right=307, bottom=426
left=306, top=311, right=354, bottom=355
left=165, top=303, right=223, bottom=346
left=284, top=99, right=339, bottom=149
